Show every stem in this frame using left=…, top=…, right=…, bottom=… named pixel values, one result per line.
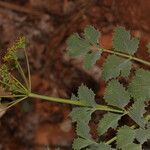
left=5, top=96, right=27, bottom=110
left=10, top=74, right=29, bottom=94
left=0, top=95, right=26, bottom=98
left=0, top=80, right=24, bottom=94
left=24, top=48, right=31, bottom=91
left=0, top=96, right=27, bottom=113
left=29, top=93, right=124, bottom=114
left=16, top=60, right=29, bottom=89
left=99, top=48, right=150, bottom=66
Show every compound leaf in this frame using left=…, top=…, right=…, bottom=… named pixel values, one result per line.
left=113, top=27, right=139, bottom=54
left=135, top=128, right=150, bottom=144
left=78, top=84, right=96, bottom=106
left=67, top=26, right=102, bottom=70
left=102, top=55, right=132, bottom=81
left=98, top=112, right=122, bottom=135
left=84, top=51, right=101, bottom=69
left=128, top=101, right=146, bottom=128
left=104, top=80, right=130, bottom=108
left=116, top=126, right=135, bottom=149
left=128, top=69, right=150, bottom=101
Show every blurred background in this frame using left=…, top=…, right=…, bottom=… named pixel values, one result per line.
left=0, top=0, right=149, bottom=149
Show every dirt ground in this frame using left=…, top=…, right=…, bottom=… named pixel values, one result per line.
left=0, top=0, right=149, bottom=150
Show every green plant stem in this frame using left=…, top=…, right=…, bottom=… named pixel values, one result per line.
left=6, top=96, right=27, bottom=110
left=16, top=61, right=29, bottom=89
left=24, top=48, right=31, bottom=91
left=0, top=95, right=26, bottom=98
left=10, top=74, right=28, bottom=93
left=0, top=80, right=24, bottom=94
left=29, top=93, right=124, bottom=114
left=98, top=48, right=150, bottom=66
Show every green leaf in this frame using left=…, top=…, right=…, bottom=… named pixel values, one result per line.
left=73, top=138, right=112, bottom=150
left=104, top=80, right=130, bottom=108
left=70, top=107, right=94, bottom=123
left=102, top=55, right=132, bottom=81
left=76, top=120, right=91, bottom=138
left=90, top=143, right=112, bottom=150
left=135, top=128, right=150, bottom=144
left=116, top=126, right=135, bottom=149
left=70, top=107, right=94, bottom=138
left=84, top=51, right=101, bottom=69
left=113, top=27, right=139, bottom=54
left=67, top=33, right=90, bottom=57
left=78, top=84, right=96, bottom=106
left=71, top=94, right=78, bottom=100
left=72, top=137, right=94, bottom=150
left=128, top=69, right=150, bottom=101
left=98, top=112, right=122, bottom=135
left=67, top=26, right=102, bottom=70
left=84, top=25, right=100, bottom=44
left=129, top=101, right=146, bottom=128
left=122, top=143, right=142, bottom=150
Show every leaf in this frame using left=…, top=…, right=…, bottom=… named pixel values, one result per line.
left=98, top=112, right=122, bottom=135
left=104, top=80, right=130, bottom=108
left=128, top=69, right=150, bottom=101
left=76, top=120, right=91, bottom=138
left=70, top=107, right=94, bottom=123
left=73, top=138, right=112, bottom=150
left=78, top=84, right=96, bottom=106
left=71, top=94, right=78, bottom=100
left=67, top=26, right=102, bottom=70
left=90, top=143, right=112, bottom=150
left=113, top=27, right=139, bottom=54
left=70, top=107, right=94, bottom=138
left=102, top=55, right=132, bottom=81
left=84, top=25, right=100, bottom=44
left=72, top=137, right=94, bottom=150
left=128, top=101, right=146, bottom=128
left=121, top=143, right=142, bottom=150
left=135, top=128, right=150, bottom=144
left=67, top=33, right=90, bottom=57
left=84, top=51, right=101, bottom=69
left=116, top=126, right=135, bottom=149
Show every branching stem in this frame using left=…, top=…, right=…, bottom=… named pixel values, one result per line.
left=15, top=61, right=29, bottom=89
